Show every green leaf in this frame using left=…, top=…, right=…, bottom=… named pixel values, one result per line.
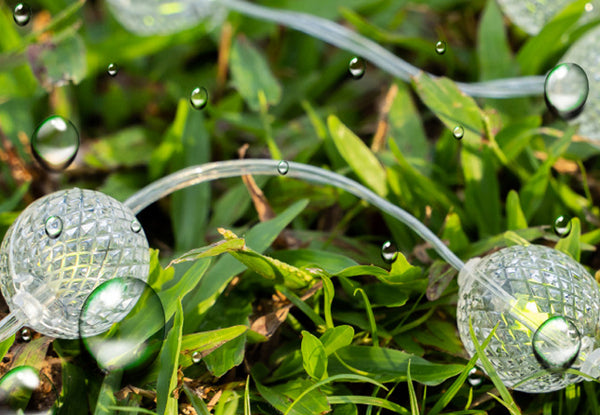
left=85, top=127, right=154, bottom=169
left=506, top=190, right=528, bottom=230
left=442, top=212, right=469, bottom=253
left=157, top=300, right=183, bottom=415
left=13, top=337, right=52, bottom=369
left=183, top=384, right=211, bottom=415
left=301, top=331, right=328, bottom=380
left=320, top=326, right=354, bottom=356
left=270, top=249, right=358, bottom=275
left=169, top=239, right=246, bottom=266
left=407, top=361, right=419, bottom=415
left=180, top=325, right=248, bottom=368
left=555, top=217, right=581, bottom=261
left=327, top=115, right=388, bottom=197
left=254, top=377, right=329, bottom=415
left=326, top=396, right=409, bottom=414
left=94, top=371, right=121, bottom=415
left=329, top=346, right=464, bottom=385
left=230, top=37, right=282, bottom=111
left=477, top=0, right=514, bottom=80
left=0, top=334, right=14, bottom=361
left=387, top=82, right=429, bottom=160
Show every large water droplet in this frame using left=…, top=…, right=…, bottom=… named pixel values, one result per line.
left=31, top=115, right=80, bottom=171
left=79, top=277, right=165, bottom=372
left=381, top=241, right=398, bottom=263
left=553, top=215, right=572, bottom=238
left=107, top=63, right=119, bottom=77
left=44, top=215, right=63, bottom=239
left=467, top=367, right=483, bottom=386
left=20, top=328, right=31, bottom=342
left=348, top=57, right=366, bottom=79
left=277, top=160, right=289, bottom=176
left=435, top=40, right=447, bottom=55
left=190, top=87, right=208, bottom=110
left=453, top=126, right=464, bottom=140
left=544, top=63, right=589, bottom=120
left=533, top=316, right=581, bottom=369
left=130, top=219, right=142, bottom=233
left=0, top=366, right=40, bottom=409
left=13, top=3, right=31, bottom=26
left=192, top=351, right=201, bottom=363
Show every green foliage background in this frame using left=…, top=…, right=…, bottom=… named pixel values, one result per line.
left=1, top=0, right=600, bottom=413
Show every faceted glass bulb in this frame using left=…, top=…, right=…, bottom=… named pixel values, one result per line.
left=0, top=188, right=150, bottom=339
left=457, top=244, right=600, bottom=393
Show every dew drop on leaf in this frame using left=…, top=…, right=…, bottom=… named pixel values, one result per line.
left=348, top=57, right=366, bottom=79
left=553, top=215, right=572, bottom=237
left=190, top=87, right=208, bottom=110
left=107, top=63, right=119, bottom=77
left=13, top=3, right=31, bottom=26
left=435, top=40, right=447, bottom=55
left=544, top=63, right=589, bottom=120
left=381, top=241, right=398, bottom=263
left=31, top=116, right=80, bottom=172
left=453, top=126, right=464, bottom=140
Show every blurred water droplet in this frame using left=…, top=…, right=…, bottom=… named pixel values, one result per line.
left=107, top=63, right=119, bottom=76
left=44, top=216, right=63, bottom=239
left=586, top=2, right=594, bottom=12
left=381, top=241, right=398, bottom=263
left=0, top=366, right=39, bottom=409
left=348, top=57, right=366, bottom=79
left=190, top=87, right=208, bottom=110
left=192, top=351, right=201, bottom=363
left=31, top=115, right=80, bottom=171
left=435, top=40, right=447, bottom=55
left=13, top=3, right=31, bottom=26
left=130, top=220, right=142, bottom=233
left=20, top=329, right=31, bottom=342
left=79, top=277, right=165, bottom=372
left=533, top=316, right=581, bottom=369
left=544, top=63, right=589, bottom=120
left=453, top=126, right=464, bottom=140
left=277, top=160, right=289, bottom=175
left=553, top=215, right=572, bottom=237
left=467, top=367, right=483, bottom=386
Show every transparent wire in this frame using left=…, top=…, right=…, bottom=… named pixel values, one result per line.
left=124, top=159, right=465, bottom=270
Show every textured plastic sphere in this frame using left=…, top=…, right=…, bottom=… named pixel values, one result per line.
left=457, top=244, right=600, bottom=393
left=0, top=188, right=150, bottom=339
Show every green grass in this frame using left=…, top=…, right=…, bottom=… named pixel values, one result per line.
left=1, top=0, right=600, bottom=413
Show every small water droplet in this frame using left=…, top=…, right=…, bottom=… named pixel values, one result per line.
left=453, top=126, right=464, bottom=140
left=467, top=367, right=483, bottom=386
left=107, top=63, right=118, bottom=77
left=585, top=2, right=594, bottom=12
left=381, top=241, right=398, bottom=263
left=544, top=63, right=589, bottom=120
left=553, top=215, right=572, bottom=238
left=277, top=160, right=289, bottom=175
left=192, top=351, right=201, bottom=363
left=533, top=316, right=581, bottom=369
left=348, top=57, right=366, bottom=79
left=13, top=3, right=31, bottom=26
left=20, top=329, right=31, bottom=342
left=31, top=115, right=80, bottom=171
left=130, top=220, right=142, bottom=233
left=45, top=216, right=63, bottom=239
left=435, top=40, right=447, bottom=55
left=190, top=87, right=208, bottom=110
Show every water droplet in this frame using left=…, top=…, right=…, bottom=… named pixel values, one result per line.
left=277, top=160, right=289, bottom=175
left=31, top=115, right=80, bottom=171
left=192, top=351, right=201, bottom=363
left=467, top=367, right=483, bottom=386
left=130, top=220, right=142, bottom=233
left=13, top=3, right=31, bottom=26
left=44, top=216, right=63, bottom=239
left=348, top=57, right=366, bottom=79
left=585, top=2, right=594, bottom=12
left=453, top=126, right=464, bottom=140
left=381, top=241, right=398, bottom=263
left=0, top=366, right=40, bottom=408
left=435, top=40, right=447, bottom=55
left=107, top=63, right=118, bottom=77
left=20, top=329, right=31, bottom=342
left=553, top=215, right=572, bottom=238
left=533, top=316, right=581, bottom=369
left=79, top=277, right=165, bottom=372
left=190, top=87, right=208, bottom=110
left=544, top=63, right=589, bottom=120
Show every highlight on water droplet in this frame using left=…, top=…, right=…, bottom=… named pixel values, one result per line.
left=381, top=241, right=398, bottom=264
left=20, top=328, right=31, bottom=342
left=31, top=115, right=80, bottom=171
left=190, top=86, right=208, bottom=110
left=435, top=40, right=447, bottom=55
left=79, top=277, right=165, bottom=372
left=544, top=63, right=589, bottom=120
left=533, top=316, right=581, bottom=369
left=107, top=63, right=119, bottom=76
left=0, top=366, right=40, bottom=409
left=277, top=160, right=289, bottom=175
left=13, top=3, right=31, bottom=26
left=553, top=215, right=572, bottom=238
left=585, top=2, right=594, bottom=12
left=130, top=219, right=142, bottom=233
left=348, top=57, right=366, bottom=79
left=453, top=125, right=464, bottom=140
left=45, top=215, right=63, bottom=239
left=192, top=351, right=201, bottom=363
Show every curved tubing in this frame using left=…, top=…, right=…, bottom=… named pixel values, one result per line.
left=124, top=159, right=465, bottom=271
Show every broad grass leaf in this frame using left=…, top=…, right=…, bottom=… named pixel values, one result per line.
left=254, top=377, right=329, bottom=415
left=301, top=331, right=328, bottom=379
left=270, top=249, right=358, bottom=274
left=506, top=190, right=528, bottom=230
left=477, top=0, right=514, bottom=81
left=442, top=212, right=469, bottom=253
left=387, top=82, right=429, bottom=160
left=326, top=395, right=409, bottom=414
left=169, top=239, right=246, bottom=266
left=180, top=325, right=248, bottom=368
left=320, top=326, right=354, bottom=356
left=327, top=115, right=388, bottom=197
left=156, top=300, right=183, bottom=415
left=555, top=217, right=582, bottom=261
